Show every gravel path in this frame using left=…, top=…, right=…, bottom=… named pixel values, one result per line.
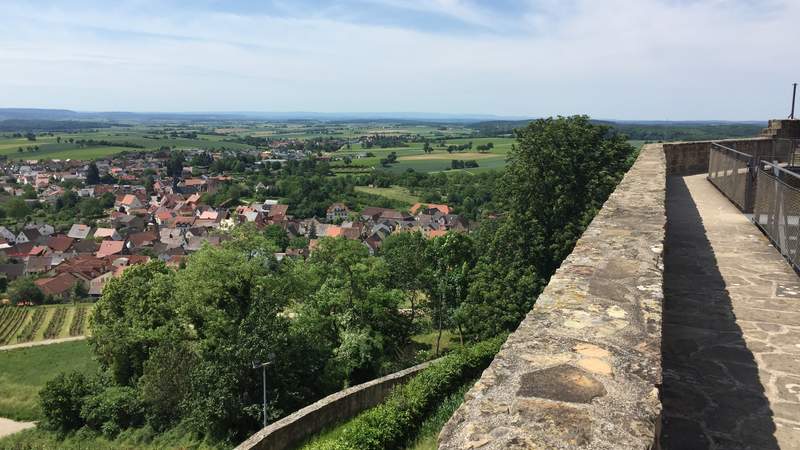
left=0, top=335, right=87, bottom=352
left=0, top=418, right=35, bottom=439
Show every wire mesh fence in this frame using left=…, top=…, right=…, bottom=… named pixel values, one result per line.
left=707, top=143, right=754, bottom=211
left=753, top=162, right=800, bottom=271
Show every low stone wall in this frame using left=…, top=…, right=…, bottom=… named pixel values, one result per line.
left=663, top=137, right=788, bottom=175
left=236, top=359, right=436, bottom=450
left=438, top=143, right=667, bottom=449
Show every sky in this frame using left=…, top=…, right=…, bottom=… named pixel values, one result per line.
left=0, top=0, right=798, bottom=120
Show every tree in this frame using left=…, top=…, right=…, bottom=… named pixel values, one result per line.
left=6, top=198, right=30, bottom=220
left=86, top=162, right=100, bottom=185
left=426, top=233, right=474, bottom=353
left=299, top=238, right=410, bottom=384
left=91, top=262, right=181, bottom=385
left=462, top=116, right=635, bottom=340
left=264, top=224, right=290, bottom=251
left=165, top=151, right=185, bottom=178
left=380, top=231, right=430, bottom=322
left=39, top=371, right=103, bottom=434
left=8, top=277, right=44, bottom=304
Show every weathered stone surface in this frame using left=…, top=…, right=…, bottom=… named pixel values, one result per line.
left=439, top=144, right=666, bottom=450
left=661, top=173, right=800, bottom=449
left=516, top=365, right=606, bottom=403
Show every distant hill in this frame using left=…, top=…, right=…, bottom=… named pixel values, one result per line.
left=0, top=108, right=82, bottom=121
left=468, top=119, right=766, bottom=141
left=0, top=119, right=123, bottom=132
left=0, top=108, right=520, bottom=124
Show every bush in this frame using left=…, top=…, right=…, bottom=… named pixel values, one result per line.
left=305, top=336, right=505, bottom=450
left=80, top=386, right=145, bottom=437
left=39, top=371, right=103, bottom=434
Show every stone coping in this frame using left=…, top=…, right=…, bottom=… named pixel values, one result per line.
left=236, top=358, right=437, bottom=450
left=438, top=144, right=666, bottom=449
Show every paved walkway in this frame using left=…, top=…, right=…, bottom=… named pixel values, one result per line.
left=662, top=174, right=800, bottom=449
left=0, top=418, right=35, bottom=439
left=0, top=335, right=86, bottom=352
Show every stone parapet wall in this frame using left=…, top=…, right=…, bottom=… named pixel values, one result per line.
left=438, top=143, right=666, bottom=449
left=236, top=359, right=436, bottom=450
left=663, top=137, right=785, bottom=176
left=762, top=119, right=800, bottom=139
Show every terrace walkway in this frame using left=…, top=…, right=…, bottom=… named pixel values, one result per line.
left=662, top=174, right=800, bottom=449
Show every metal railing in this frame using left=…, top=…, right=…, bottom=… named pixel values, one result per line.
left=753, top=160, right=800, bottom=271
left=707, top=143, right=755, bottom=212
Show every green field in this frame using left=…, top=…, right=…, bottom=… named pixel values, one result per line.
left=335, top=137, right=514, bottom=174
left=354, top=185, right=422, bottom=206
left=0, top=128, right=253, bottom=160
left=0, top=304, right=93, bottom=346
left=0, top=340, right=98, bottom=421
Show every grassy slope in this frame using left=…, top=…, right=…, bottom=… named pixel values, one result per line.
left=0, top=340, right=98, bottom=421
left=0, top=423, right=225, bottom=450
left=404, top=380, right=475, bottom=450
left=353, top=186, right=421, bottom=206
left=299, top=373, right=474, bottom=450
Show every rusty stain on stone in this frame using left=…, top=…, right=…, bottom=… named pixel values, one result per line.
left=573, top=343, right=611, bottom=359
left=516, top=365, right=607, bottom=403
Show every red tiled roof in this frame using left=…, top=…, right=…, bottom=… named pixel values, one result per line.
left=96, top=240, right=125, bottom=258
left=47, top=235, right=74, bottom=253
left=35, top=273, right=78, bottom=296
left=410, top=203, right=451, bottom=215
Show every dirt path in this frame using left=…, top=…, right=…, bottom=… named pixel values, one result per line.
left=0, top=335, right=87, bottom=352
left=0, top=418, right=35, bottom=439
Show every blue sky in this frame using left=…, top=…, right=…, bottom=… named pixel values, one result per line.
left=1, top=0, right=798, bottom=120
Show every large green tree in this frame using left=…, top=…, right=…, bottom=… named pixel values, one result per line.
left=462, top=116, right=635, bottom=339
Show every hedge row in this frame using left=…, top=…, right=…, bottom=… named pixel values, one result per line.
left=305, top=335, right=505, bottom=450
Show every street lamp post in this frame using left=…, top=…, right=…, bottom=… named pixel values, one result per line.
left=252, top=353, right=275, bottom=429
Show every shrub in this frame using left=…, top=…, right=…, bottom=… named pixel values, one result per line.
left=39, top=371, right=104, bottom=434
left=81, top=386, right=145, bottom=437
left=305, top=335, right=505, bottom=450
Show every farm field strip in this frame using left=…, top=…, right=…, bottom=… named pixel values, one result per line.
left=15, top=308, right=46, bottom=343
left=69, top=306, right=88, bottom=336
left=0, top=309, right=28, bottom=345
left=43, top=307, right=67, bottom=339
left=0, top=305, right=94, bottom=345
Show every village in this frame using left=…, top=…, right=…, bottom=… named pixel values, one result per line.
left=0, top=149, right=469, bottom=303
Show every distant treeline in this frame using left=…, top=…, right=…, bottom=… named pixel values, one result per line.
left=0, top=119, right=124, bottom=132
left=468, top=120, right=764, bottom=141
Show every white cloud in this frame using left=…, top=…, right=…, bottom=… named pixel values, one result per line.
left=0, top=0, right=797, bottom=119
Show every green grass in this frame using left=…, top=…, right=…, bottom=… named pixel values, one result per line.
left=0, top=422, right=226, bottom=450
left=335, top=137, right=515, bottom=173
left=412, top=330, right=459, bottom=354
left=0, top=127, right=252, bottom=160
left=0, top=340, right=98, bottom=421
left=353, top=185, right=422, bottom=206
left=404, top=380, right=475, bottom=450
